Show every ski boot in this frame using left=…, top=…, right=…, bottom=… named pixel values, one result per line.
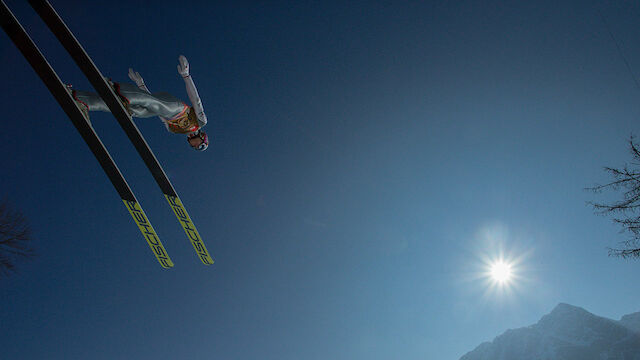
left=105, top=78, right=133, bottom=116
left=65, top=84, right=91, bottom=125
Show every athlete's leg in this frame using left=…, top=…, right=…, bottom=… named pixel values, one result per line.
left=73, top=90, right=109, bottom=112
left=73, top=83, right=186, bottom=119
left=116, top=83, right=186, bottom=118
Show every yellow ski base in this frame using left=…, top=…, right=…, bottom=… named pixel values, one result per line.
left=123, top=200, right=174, bottom=268
left=165, top=195, right=214, bottom=265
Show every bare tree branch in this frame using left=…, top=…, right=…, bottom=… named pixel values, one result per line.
left=587, top=136, right=640, bottom=259
left=0, top=199, right=34, bottom=276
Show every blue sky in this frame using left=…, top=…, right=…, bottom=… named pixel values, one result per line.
left=1, top=0, right=640, bottom=359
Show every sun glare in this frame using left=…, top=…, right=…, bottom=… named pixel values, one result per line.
left=469, top=224, right=533, bottom=299
left=490, top=261, right=512, bottom=283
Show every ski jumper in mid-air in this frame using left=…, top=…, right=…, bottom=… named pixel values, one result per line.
left=69, top=55, right=209, bottom=151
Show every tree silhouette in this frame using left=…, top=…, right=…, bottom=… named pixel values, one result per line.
left=588, top=137, right=640, bottom=259
left=0, top=199, right=34, bottom=275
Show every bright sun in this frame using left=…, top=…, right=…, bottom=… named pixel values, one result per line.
left=490, top=261, right=512, bottom=283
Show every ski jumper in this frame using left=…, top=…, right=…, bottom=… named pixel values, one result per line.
left=72, top=56, right=207, bottom=134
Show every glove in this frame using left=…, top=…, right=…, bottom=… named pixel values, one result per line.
left=128, top=68, right=145, bottom=87
left=177, top=55, right=190, bottom=78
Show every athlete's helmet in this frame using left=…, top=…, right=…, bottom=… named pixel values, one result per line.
left=187, top=129, right=209, bottom=151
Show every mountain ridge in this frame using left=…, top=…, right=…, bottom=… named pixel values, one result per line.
left=619, top=312, right=640, bottom=333
left=459, top=303, right=640, bottom=360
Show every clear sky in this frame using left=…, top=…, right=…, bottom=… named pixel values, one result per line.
left=1, top=0, right=640, bottom=359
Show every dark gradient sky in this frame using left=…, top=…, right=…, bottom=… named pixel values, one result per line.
left=1, top=1, right=640, bottom=359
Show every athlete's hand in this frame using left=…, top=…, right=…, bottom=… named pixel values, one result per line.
left=177, top=55, right=190, bottom=78
left=128, top=68, right=145, bottom=87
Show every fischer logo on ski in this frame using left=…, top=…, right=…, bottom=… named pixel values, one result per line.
left=165, top=195, right=213, bottom=265
left=124, top=200, right=174, bottom=268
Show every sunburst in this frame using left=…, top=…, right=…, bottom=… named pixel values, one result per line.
left=489, top=260, right=513, bottom=284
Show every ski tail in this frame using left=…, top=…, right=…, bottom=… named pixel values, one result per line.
left=165, top=195, right=213, bottom=265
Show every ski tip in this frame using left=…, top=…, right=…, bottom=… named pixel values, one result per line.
left=160, top=259, right=175, bottom=269
left=200, top=255, right=214, bottom=265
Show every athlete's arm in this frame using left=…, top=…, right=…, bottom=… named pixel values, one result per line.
left=177, top=55, right=208, bottom=127
left=128, top=68, right=151, bottom=92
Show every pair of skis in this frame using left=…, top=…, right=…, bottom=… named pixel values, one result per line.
left=0, top=0, right=213, bottom=268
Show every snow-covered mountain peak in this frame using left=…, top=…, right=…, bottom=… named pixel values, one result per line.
left=538, top=303, right=591, bottom=325
left=548, top=303, right=589, bottom=316
left=535, top=303, right=614, bottom=345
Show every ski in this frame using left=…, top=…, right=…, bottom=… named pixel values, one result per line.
left=0, top=0, right=173, bottom=268
left=28, top=0, right=214, bottom=265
